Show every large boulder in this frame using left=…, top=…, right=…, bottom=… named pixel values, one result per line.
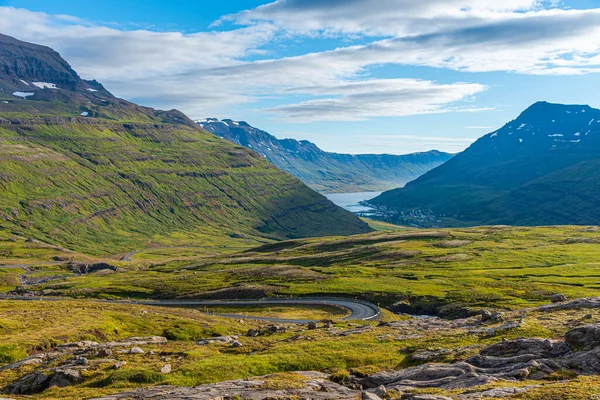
left=3, top=369, right=83, bottom=395
left=479, top=338, right=569, bottom=358
left=550, top=294, right=567, bottom=303
left=565, top=325, right=600, bottom=351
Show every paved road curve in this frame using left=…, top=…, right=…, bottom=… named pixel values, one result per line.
left=0, top=296, right=381, bottom=324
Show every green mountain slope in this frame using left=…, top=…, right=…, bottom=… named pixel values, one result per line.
left=0, top=34, right=370, bottom=254
left=198, top=119, right=453, bottom=193
left=369, top=102, right=600, bottom=227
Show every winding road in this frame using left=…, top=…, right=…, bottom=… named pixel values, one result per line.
left=0, top=296, right=381, bottom=324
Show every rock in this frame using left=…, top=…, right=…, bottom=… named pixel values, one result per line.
left=97, top=348, right=112, bottom=357
left=230, top=340, right=243, bottom=348
left=411, top=349, right=452, bottom=362
left=160, top=364, right=172, bottom=374
left=334, top=326, right=373, bottom=337
left=402, top=396, right=453, bottom=400
left=112, top=361, right=127, bottom=369
left=551, top=293, right=567, bottom=303
left=459, top=386, right=539, bottom=398
left=538, top=297, right=600, bottom=312
left=307, top=322, right=318, bottom=330
left=3, top=368, right=83, bottom=395
left=89, top=371, right=359, bottom=399
left=324, top=322, right=334, bottom=329
left=377, top=321, right=392, bottom=327
left=129, top=347, right=144, bottom=354
left=478, top=338, right=569, bottom=358
left=126, top=336, right=168, bottom=345
left=565, top=324, right=600, bottom=351
left=58, top=340, right=99, bottom=349
left=480, top=309, right=492, bottom=322
left=73, top=356, right=88, bottom=366
left=367, top=385, right=387, bottom=397
left=196, top=336, right=233, bottom=345
left=362, top=391, right=382, bottom=400
left=246, top=329, right=260, bottom=337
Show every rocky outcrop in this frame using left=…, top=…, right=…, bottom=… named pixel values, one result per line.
left=92, top=371, right=359, bottom=400
left=3, top=368, right=83, bottom=395
left=363, top=325, right=600, bottom=391
left=537, top=297, right=600, bottom=312
left=69, top=262, right=118, bottom=275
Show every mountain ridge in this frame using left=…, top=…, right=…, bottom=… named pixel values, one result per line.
left=197, top=118, right=453, bottom=193
left=0, top=33, right=371, bottom=254
left=369, top=101, right=600, bottom=227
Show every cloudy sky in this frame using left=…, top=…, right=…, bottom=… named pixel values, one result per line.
left=2, top=0, right=600, bottom=154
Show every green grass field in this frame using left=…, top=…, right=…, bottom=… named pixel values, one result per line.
left=2, top=224, right=600, bottom=398
left=9, top=225, right=600, bottom=315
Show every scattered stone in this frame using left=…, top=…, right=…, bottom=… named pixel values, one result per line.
left=129, top=347, right=144, bottom=354
left=377, top=321, right=392, bottom=327
left=366, top=385, right=387, bottom=397
left=97, top=348, right=112, bottom=358
left=402, top=396, right=453, bottom=400
left=112, top=361, right=127, bottom=370
left=565, top=324, right=600, bottom=351
left=90, top=371, right=359, bottom=399
left=307, top=322, right=318, bottom=330
left=246, top=329, right=260, bottom=337
left=196, top=336, right=234, bottom=345
left=324, top=322, right=334, bottom=329
left=551, top=293, right=568, bottom=303
left=73, top=356, right=88, bottom=366
left=58, top=340, right=99, bottom=349
left=230, top=340, right=243, bottom=348
left=480, top=309, right=493, bottom=322
left=334, top=325, right=373, bottom=337
left=411, top=349, right=452, bottom=362
left=160, top=364, right=172, bottom=374
left=459, top=386, right=539, bottom=398
left=362, top=391, right=382, bottom=400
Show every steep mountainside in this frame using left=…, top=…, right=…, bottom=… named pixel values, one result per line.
left=0, top=34, right=370, bottom=254
left=369, top=102, right=600, bottom=226
left=197, top=118, right=452, bottom=193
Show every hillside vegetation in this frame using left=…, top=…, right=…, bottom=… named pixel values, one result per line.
left=7, top=225, right=600, bottom=316
left=0, top=34, right=370, bottom=255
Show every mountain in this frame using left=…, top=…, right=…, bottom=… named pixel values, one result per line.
left=368, top=101, right=600, bottom=227
left=197, top=118, right=452, bottom=193
left=0, top=34, right=370, bottom=254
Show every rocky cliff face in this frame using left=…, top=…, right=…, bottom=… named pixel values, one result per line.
left=0, top=33, right=83, bottom=91
left=198, top=118, right=453, bottom=193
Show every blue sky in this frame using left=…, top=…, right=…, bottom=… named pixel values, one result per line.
left=1, top=0, right=600, bottom=154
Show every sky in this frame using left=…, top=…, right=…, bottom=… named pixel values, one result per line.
left=2, top=1, right=600, bottom=154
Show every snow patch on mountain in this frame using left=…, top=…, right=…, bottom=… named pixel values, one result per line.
left=32, top=82, right=58, bottom=89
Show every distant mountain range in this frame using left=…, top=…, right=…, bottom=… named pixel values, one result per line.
left=369, top=101, right=600, bottom=227
left=197, top=119, right=452, bottom=193
left=0, top=33, right=370, bottom=254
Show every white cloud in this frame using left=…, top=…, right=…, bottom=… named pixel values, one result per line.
left=1, top=3, right=600, bottom=122
left=221, top=0, right=545, bottom=37
left=265, top=79, right=488, bottom=122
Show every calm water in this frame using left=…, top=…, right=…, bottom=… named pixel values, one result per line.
left=325, top=191, right=382, bottom=213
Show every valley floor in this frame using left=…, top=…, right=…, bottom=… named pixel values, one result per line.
left=2, top=224, right=600, bottom=398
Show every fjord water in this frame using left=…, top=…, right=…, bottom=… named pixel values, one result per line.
left=325, top=191, right=382, bottom=213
